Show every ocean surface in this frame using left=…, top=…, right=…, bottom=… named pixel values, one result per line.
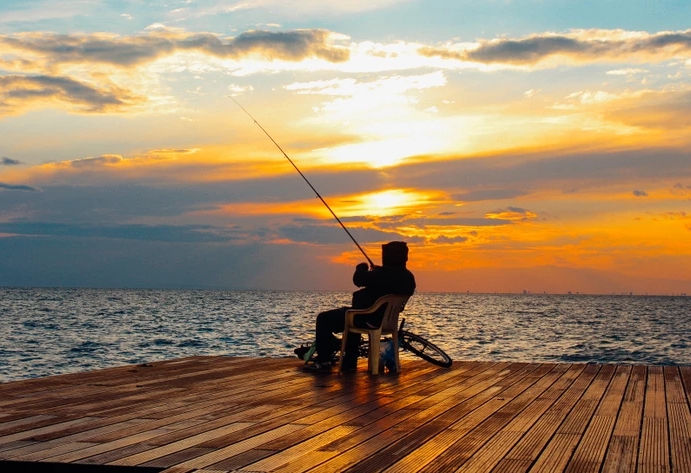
left=1, top=288, right=690, bottom=382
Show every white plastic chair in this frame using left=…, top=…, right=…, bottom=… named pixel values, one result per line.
left=337, top=294, right=409, bottom=375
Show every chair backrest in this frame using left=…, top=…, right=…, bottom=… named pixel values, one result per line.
left=375, top=294, right=410, bottom=333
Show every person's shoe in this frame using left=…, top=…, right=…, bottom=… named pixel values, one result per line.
left=302, top=361, right=333, bottom=372
left=294, top=344, right=316, bottom=362
left=294, top=344, right=310, bottom=359
left=340, top=357, right=358, bottom=372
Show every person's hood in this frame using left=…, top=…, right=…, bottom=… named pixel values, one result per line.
left=382, top=241, right=408, bottom=266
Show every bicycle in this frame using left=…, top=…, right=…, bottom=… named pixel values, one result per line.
left=392, top=317, right=453, bottom=368
left=295, top=316, right=452, bottom=369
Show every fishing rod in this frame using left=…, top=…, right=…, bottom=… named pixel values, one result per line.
left=229, top=97, right=375, bottom=268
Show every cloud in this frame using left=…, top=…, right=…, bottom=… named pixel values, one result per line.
left=286, top=71, right=446, bottom=96
left=277, top=222, right=410, bottom=245
left=485, top=207, right=537, bottom=221
left=67, top=155, right=124, bottom=168
left=0, top=221, right=232, bottom=243
left=0, top=29, right=349, bottom=68
left=392, top=147, right=691, bottom=194
left=603, top=90, right=691, bottom=130
left=633, top=190, right=648, bottom=197
left=0, top=74, right=143, bottom=115
left=606, top=68, right=648, bottom=76
left=0, top=28, right=348, bottom=116
left=453, top=189, right=529, bottom=202
left=0, top=182, right=38, bottom=191
left=2, top=157, right=22, bottom=165
left=429, top=235, right=469, bottom=244
left=671, top=183, right=691, bottom=196
left=418, top=29, right=691, bottom=67
left=0, top=235, right=355, bottom=291
left=385, top=216, right=513, bottom=228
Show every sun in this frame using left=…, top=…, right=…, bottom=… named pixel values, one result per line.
left=335, top=189, right=437, bottom=217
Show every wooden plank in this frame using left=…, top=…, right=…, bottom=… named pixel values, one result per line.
left=0, top=417, right=100, bottom=445
left=320, top=363, right=545, bottom=473
left=638, top=366, right=669, bottom=473
left=44, top=427, right=180, bottom=463
left=528, top=364, right=616, bottom=473
left=0, top=419, right=148, bottom=458
left=390, top=364, right=564, bottom=473
left=156, top=424, right=305, bottom=471
left=495, top=364, right=599, bottom=470
left=601, top=364, right=646, bottom=473
left=109, top=422, right=252, bottom=466
left=431, top=365, right=575, bottom=473
left=2, top=357, right=691, bottom=473
left=239, top=369, right=459, bottom=473
left=664, top=366, right=691, bottom=473
left=564, top=364, right=631, bottom=473
left=245, top=363, right=517, bottom=473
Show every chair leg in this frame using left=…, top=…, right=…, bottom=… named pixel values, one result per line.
left=337, top=327, right=349, bottom=372
left=392, top=332, right=400, bottom=374
left=369, top=333, right=380, bottom=375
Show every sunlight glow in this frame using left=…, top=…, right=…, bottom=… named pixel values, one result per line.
left=337, top=189, right=438, bottom=216
left=319, top=137, right=442, bottom=168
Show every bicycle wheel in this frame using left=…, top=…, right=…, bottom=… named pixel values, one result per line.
left=400, top=330, right=453, bottom=368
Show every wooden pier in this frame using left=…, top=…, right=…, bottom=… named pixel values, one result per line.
left=1, top=356, right=690, bottom=472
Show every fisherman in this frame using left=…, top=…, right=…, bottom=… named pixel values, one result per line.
left=303, top=241, right=416, bottom=372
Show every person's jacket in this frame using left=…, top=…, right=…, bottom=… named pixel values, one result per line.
left=351, top=264, right=416, bottom=310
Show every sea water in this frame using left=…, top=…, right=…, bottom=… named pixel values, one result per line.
left=1, top=288, right=689, bottom=382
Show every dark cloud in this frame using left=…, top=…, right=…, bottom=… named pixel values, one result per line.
left=452, top=189, right=529, bottom=202
left=277, top=223, right=409, bottom=245
left=505, top=206, right=529, bottom=213
left=378, top=216, right=512, bottom=228
left=5, top=146, right=690, bottom=231
left=0, top=177, right=387, bottom=224
left=429, top=235, right=469, bottom=244
left=419, top=29, right=691, bottom=65
left=69, top=155, right=123, bottom=168
left=2, top=157, right=22, bottom=165
left=672, top=183, right=691, bottom=196
left=0, top=29, right=349, bottom=67
left=0, top=74, right=142, bottom=114
left=0, top=182, right=37, bottom=191
left=633, top=190, right=648, bottom=197
left=0, top=221, right=232, bottom=243
left=486, top=207, right=536, bottom=221
left=0, top=235, right=353, bottom=291
left=391, top=147, right=691, bottom=193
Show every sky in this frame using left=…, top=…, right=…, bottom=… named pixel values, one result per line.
left=1, top=0, right=690, bottom=294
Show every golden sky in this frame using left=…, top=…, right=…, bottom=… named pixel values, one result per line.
left=1, top=1, right=690, bottom=294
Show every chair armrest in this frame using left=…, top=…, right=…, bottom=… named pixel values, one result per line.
left=344, top=294, right=408, bottom=326
left=344, top=307, right=376, bottom=325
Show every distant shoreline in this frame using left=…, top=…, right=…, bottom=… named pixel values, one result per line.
left=0, top=285, right=688, bottom=297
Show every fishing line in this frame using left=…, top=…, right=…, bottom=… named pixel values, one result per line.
left=229, top=97, right=375, bottom=267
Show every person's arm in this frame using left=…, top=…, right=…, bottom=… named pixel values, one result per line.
left=406, top=271, right=416, bottom=295
left=353, top=263, right=379, bottom=287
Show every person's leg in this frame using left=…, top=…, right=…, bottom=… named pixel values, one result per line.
left=342, top=332, right=361, bottom=370
left=314, top=307, right=347, bottom=362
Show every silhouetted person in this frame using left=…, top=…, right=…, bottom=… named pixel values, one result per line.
left=305, top=241, right=416, bottom=372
